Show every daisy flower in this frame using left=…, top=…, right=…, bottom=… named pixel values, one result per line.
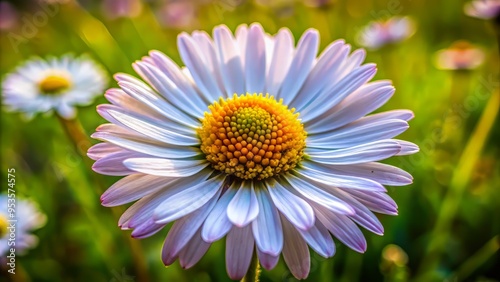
left=434, top=41, right=485, bottom=70
left=464, top=0, right=500, bottom=20
left=0, top=195, right=47, bottom=256
left=2, top=55, right=107, bottom=119
left=89, top=23, right=418, bottom=279
left=357, top=16, right=416, bottom=50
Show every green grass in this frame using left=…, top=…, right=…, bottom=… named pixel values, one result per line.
left=1, top=0, right=499, bottom=281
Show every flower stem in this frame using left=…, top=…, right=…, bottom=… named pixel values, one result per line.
left=242, top=251, right=261, bottom=282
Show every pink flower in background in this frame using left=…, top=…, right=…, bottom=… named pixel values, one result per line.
left=464, top=0, right=500, bottom=20
left=89, top=23, right=418, bottom=279
left=155, top=1, right=197, bottom=29
left=303, top=0, right=335, bottom=8
left=357, top=16, right=416, bottom=50
left=101, top=0, right=143, bottom=20
left=0, top=1, right=18, bottom=30
left=434, top=41, right=485, bottom=70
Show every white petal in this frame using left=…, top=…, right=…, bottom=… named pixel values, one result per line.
left=113, top=76, right=199, bottom=127
left=123, top=158, right=207, bottom=177
left=300, top=64, right=377, bottom=120
left=277, top=29, right=319, bottom=101
left=56, top=103, right=76, bottom=119
left=305, top=82, right=395, bottom=133
left=308, top=119, right=409, bottom=149
left=291, top=40, right=348, bottom=107
left=252, top=187, right=283, bottom=256
left=307, top=140, right=401, bottom=165
left=101, top=174, right=174, bottom=207
left=226, top=225, right=255, bottom=280
left=123, top=171, right=212, bottom=228
left=285, top=174, right=355, bottom=214
left=202, top=187, right=237, bottom=242
left=92, top=150, right=143, bottom=176
left=214, top=25, right=245, bottom=96
left=245, top=23, right=266, bottom=93
left=192, top=31, right=227, bottom=99
left=104, top=106, right=199, bottom=146
left=133, top=61, right=206, bottom=117
left=295, top=162, right=386, bottom=191
left=227, top=181, right=259, bottom=227
left=281, top=216, right=310, bottom=280
left=394, top=139, right=419, bottom=155
left=87, top=142, right=122, bottom=160
left=91, top=125, right=200, bottom=160
left=266, top=179, right=315, bottom=230
left=177, top=35, right=224, bottom=102
left=266, top=28, right=294, bottom=96
left=154, top=175, right=224, bottom=224
left=235, top=24, right=248, bottom=64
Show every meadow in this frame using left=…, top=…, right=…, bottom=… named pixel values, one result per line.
left=0, top=0, right=499, bottom=281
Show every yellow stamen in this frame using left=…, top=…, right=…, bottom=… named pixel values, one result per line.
left=199, top=93, right=307, bottom=180
left=0, top=214, right=8, bottom=238
left=38, top=74, right=71, bottom=94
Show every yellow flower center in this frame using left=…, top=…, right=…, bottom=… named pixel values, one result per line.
left=199, top=93, right=306, bottom=180
left=0, top=214, right=8, bottom=238
left=38, top=74, right=71, bottom=94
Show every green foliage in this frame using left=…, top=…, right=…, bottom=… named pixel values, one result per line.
left=1, top=0, right=499, bottom=281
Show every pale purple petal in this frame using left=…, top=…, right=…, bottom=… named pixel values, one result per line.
left=154, top=175, right=224, bottom=224
left=202, top=186, right=236, bottom=242
left=178, top=228, right=211, bottom=269
left=101, top=174, right=174, bottom=207
left=266, top=27, right=294, bottom=96
left=123, top=158, right=207, bottom=177
left=266, top=179, right=315, bottom=230
left=257, top=248, right=280, bottom=271
left=307, top=140, right=401, bottom=165
left=226, top=225, right=255, bottom=280
left=285, top=174, right=355, bottom=214
left=314, top=205, right=367, bottom=253
left=245, top=23, right=266, bottom=93
left=252, top=188, right=283, bottom=256
left=162, top=192, right=220, bottom=265
left=227, top=181, right=259, bottom=227
left=277, top=29, right=319, bottom=101
left=281, top=216, right=310, bottom=279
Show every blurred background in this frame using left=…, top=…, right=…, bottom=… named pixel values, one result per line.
left=0, top=0, right=499, bottom=281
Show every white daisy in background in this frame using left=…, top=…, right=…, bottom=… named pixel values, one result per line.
left=89, top=23, right=418, bottom=279
left=0, top=195, right=47, bottom=256
left=2, top=55, right=108, bottom=119
left=434, top=40, right=485, bottom=70
left=357, top=16, right=416, bottom=50
left=464, top=0, right=500, bottom=20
